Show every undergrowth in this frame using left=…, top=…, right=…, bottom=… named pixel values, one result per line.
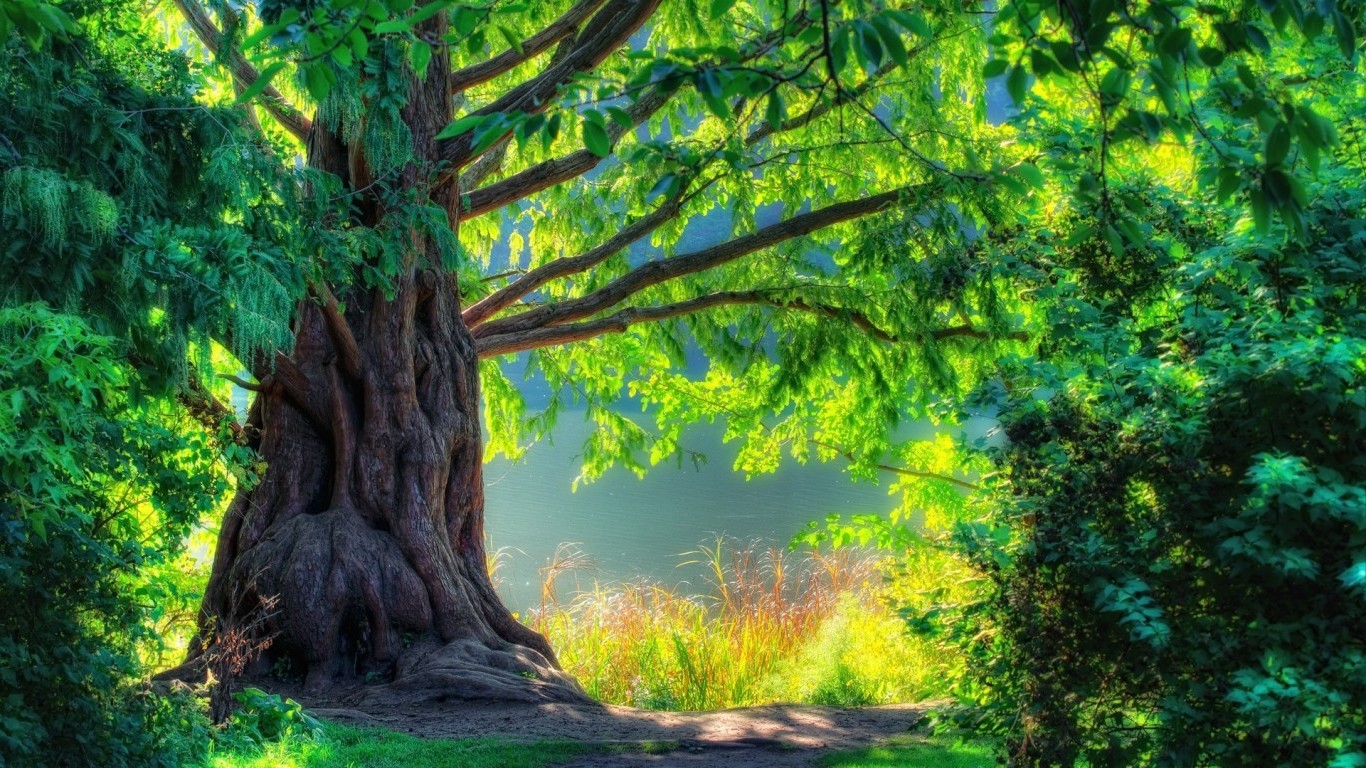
left=531, top=537, right=970, bottom=710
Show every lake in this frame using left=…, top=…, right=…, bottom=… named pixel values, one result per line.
left=483, top=413, right=901, bottom=613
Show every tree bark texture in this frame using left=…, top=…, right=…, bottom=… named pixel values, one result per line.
left=185, top=14, right=587, bottom=704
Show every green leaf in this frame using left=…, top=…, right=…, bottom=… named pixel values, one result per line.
left=1006, top=64, right=1028, bottom=104
left=983, top=58, right=1009, bottom=78
left=373, top=19, right=412, bottom=35
left=1161, top=27, right=1192, bottom=55
left=583, top=120, right=611, bottom=158
left=303, top=61, right=336, bottom=102
left=1029, top=49, right=1055, bottom=77
left=1333, top=10, right=1357, bottom=59
left=872, top=17, right=908, bottom=66
left=606, top=106, right=635, bottom=129
left=410, top=39, right=432, bottom=78
left=765, top=89, right=785, bottom=130
left=1013, top=162, right=1045, bottom=189
left=497, top=24, right=524, bottom=54
left=1265, top=122, right=1290, bottom=167
left=235, top=61, right=288, bottom=105
left=709, top=0, right=738, bottom=19
left=435, top=113, right=488, bottom=140
left=409, top=0, right=452, bottom=25
left=1099, top=67, right=1130, bottom=103
left=1249, top=187, right=1271, bottom=233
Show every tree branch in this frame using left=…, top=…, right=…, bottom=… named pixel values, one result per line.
left=312, top=284, right=362, bottom=379
left=169, top=0, right=313, bottom=142
left=449, top=0, right=611, bottom=94
left=458, top=14, right=825, bottom=217
left=809, top=438, right=979, bottom=490
left=475, top=287, right=1022, bottom=357
left=440, top=0, right=663, bottom=168
left=473, top=183, right=940, bottom=339
left=462, top=183, right=693, bottom=326
left=457, top=88, right=670, bottom=219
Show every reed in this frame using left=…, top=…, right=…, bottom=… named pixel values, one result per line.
left=531, top=537, right=964, bottom=710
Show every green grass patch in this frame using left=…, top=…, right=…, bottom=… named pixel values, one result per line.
left=818, top=733, right=997, bottom=768
left=200, top=723, right=590, bottom=768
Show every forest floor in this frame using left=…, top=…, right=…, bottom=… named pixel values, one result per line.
left=303, top=698, right=932, bottom=767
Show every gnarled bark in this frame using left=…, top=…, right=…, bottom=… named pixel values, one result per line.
left=187, top=274, right=584, bottom=703
left=171, top=8, right=588, bottom=704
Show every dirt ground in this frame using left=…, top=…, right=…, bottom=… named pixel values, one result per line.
left=305, top=699, right=930, bottom=767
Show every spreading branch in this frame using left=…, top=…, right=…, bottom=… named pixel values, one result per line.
left=449, top=0, right=610, bottom=93
left=809, top=438, right=979, bottom=490
left=457, top=88, right=670, bottom=219
left=475, top=288, right=1020, bottom=357
left=474, top=183, right=939, bottom=339
left=458, top=14, right=828, bottom=218
left=440, top=0, right=663, bottom=168
left=462, top=182, right=696, bottom=326
left=169, top=0, right=312, bottom=142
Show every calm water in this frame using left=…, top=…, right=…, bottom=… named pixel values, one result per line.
left=483, top=414, right=900, bottom=613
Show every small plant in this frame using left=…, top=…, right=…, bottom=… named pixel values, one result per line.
left=222, top=688, right=321, bottom=749
left=269, top=655, right=299, bottom=683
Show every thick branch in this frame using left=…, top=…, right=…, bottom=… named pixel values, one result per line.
left=169, top=0, right=312, bottom=142
left=458, top=135, right=512, bottom=190
left=457, top=88, right=670, bottom=219
left=181, top=374, right=248, bottom=445
left=475, top=288, right=1019, bottom=357
left=477, top=291, right=753, bottom=356
left=313, top=284, right=362, bottom=379
left=462, top=184, right=691, bottom=326
left=459, top=16, right=824, bottom=217
left=449, top=0, right=610, bottom=93
left=474, top=183, right=938, bottom=339
left=440, top=0, right=663, bottom=167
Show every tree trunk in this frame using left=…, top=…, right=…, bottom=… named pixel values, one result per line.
left=179, top=15, right=587, bottom=705
left=190, top=280, right=584, bottom=704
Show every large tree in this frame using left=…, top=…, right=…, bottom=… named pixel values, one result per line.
left=161, top=0, right=1021, bottom=702
left=159, top=0, right=1357, bottom=709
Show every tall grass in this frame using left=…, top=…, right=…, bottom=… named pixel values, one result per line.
left=530, top=537, right=969, bottom=710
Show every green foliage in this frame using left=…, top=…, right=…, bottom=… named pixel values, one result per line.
left=0, top=304, right=226, bottom=767
left=219, top=689, right=323, bottom=751
left=988, top=0, right=1362, bottom=236
left=0, top=1, right=298, bottom=390
left=933, top=107, right=1366, bottom=767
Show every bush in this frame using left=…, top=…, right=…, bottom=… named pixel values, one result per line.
left=939, top=172, right=1366, bottom=765
left=0, top=305, right=226, bottom=766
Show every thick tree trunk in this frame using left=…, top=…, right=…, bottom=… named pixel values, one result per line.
left=178, top=13, right=587, bottom=704
left=190, top=277, right=584, bottom=703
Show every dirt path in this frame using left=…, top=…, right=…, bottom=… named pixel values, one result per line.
left=307, top=700, right=930, bottom=767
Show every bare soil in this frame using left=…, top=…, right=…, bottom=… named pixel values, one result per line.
left=304, top=697, right=931, bottom=767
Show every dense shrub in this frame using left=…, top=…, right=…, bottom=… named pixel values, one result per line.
left=941, top=168, right=1366, bottom=766
left=0, top=305, right=225, bottom=766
